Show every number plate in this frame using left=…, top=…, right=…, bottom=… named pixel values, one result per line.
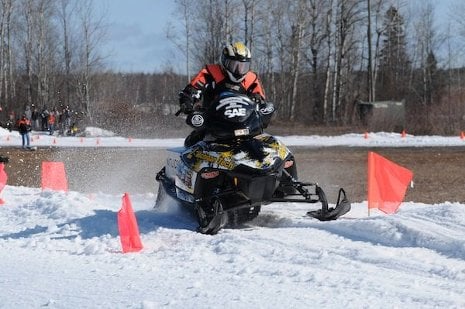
left=234, top=128, right=250, bottom=136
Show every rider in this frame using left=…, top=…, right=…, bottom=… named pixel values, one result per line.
left=178, top=41, right=274, bottom=147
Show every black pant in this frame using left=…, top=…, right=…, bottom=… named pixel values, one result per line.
left=184, top=129, right=205, bottom=147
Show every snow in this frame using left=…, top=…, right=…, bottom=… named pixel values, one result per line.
left=1, top=127, right=465, bottom=308
left=2, top=127, right=465, bottom=148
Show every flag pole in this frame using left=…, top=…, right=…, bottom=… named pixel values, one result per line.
left=367, top=152, right=373, bottom=217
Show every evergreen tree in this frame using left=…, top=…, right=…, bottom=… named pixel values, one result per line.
left=377, top=6, right=410, bottom=101
left=424, top=51, right=441, bottom=106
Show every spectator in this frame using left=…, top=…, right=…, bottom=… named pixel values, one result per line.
left=18, top=114, right=32, bottom=149
left=63, top=106, right=71, bottom=135
left=48, top=108, right=56, bottom=135
left=31, top=105, right=40, bottom=130
left=5, top=110, right=14, bottom=132
left=40, top=106, right=49, bottom=131
left=24, top=105, right=32, bottom=120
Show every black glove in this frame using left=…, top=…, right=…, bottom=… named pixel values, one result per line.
left=249, top=93, right=264, bottom=105
left=179, top=92, right=193, bottom=114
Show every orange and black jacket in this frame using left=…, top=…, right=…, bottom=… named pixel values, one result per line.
left=181, top=64, right=265, bottom=109
left=18, top=118, right=31, bottom=134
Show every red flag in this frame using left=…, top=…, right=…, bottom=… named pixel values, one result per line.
left=368, top=152, right=413, bottom=214
left=41, top=162, right=68, bottom=192
left=118, top=193, right=143, bottom=253
left=0, top=163, right=7, bottom=191
left=0, top=163, right=7, bottom=205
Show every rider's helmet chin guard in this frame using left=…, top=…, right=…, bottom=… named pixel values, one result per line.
left=221, top=42, right=251, bottom=83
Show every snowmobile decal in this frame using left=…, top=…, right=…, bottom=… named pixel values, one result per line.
left=251, top=134, right=290, bottom=162
left=218, top=98, right=250, bottom=119
left=188, top=150, right=235, bottom=170
left=216, top=96, right=251, bottom=110
left=224, top=108, right=247, bottom=118
left=216, top=153, right=235, bottom=169
left=175, top=162, right=195, bottom=193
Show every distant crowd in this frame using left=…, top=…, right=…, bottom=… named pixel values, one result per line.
left=2, top=104, right=80, bottom=136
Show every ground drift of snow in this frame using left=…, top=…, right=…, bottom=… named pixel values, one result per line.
left=1, top=128, right=465, bottom=308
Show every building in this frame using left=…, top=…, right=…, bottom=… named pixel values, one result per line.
left=357, top=100, right=405, bottom=131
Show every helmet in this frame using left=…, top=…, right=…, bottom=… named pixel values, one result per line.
left=221, top=42, right=251, bottom=83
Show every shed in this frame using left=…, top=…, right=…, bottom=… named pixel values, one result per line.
left=357, top=100, right=405, bottom=131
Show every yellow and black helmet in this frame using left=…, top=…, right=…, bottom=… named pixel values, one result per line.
left=221, top=42, right=251, bottom=83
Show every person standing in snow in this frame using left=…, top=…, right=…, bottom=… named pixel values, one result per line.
left=48, top=108, right=56, bottom=135
left=24, top=105, right=32, bottom=121
left=178, top=41, right=274, bottom=147
left=31, top=105, right=40, bottom=130
left=40, top=106, right=49, bottom=131
left=18, top=114, right=32, bottom=149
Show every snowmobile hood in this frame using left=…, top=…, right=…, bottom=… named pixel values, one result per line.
left=182, top=134, right=290, bottom=172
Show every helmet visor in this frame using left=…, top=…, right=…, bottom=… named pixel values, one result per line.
left=224, top=58, right=251, bottom=76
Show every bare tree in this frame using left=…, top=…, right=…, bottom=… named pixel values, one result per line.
left=322, top=0, right=335, bottom=123
left=168, top=0, right=193, bottom=81
left=288, top=0, right=307, bottom=121
left=242, top=0, right=258, bottom=49
left=35, top=0, right=57, bottom=108
left=0, top=0, right=15, bottom=108
left=193, top=0, right=236, bottom=65
left=365, top=0, right=390, bottom=103
left=303, top=0, right=330, bottom=123
left=252, top=0, right=276, bottom=102
left=332, top=0, right=365, bottom=123
left=57, top=0, right=76, bottom=107
left=21, top=0, right=35, bottom=107
left=75, top=0, right=106, bottom=120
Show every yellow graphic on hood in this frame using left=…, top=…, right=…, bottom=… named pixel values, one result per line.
left=255, top=134, right=289, bottom=160
left=190, top=149, right=235, bottom=170
left=186, top=135, right=289, bottom=171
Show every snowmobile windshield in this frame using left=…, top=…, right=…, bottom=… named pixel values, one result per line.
left=207, top=92, right=262, bottom=140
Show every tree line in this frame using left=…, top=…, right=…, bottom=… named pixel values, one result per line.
left=0, top=0, right=103, bottom=127
left=1, top=0, right=465, bottom=136
left=169, top=0, right=465, bottom=134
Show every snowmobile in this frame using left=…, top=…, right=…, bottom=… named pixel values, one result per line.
left=155, top=91, right=350, bottom=234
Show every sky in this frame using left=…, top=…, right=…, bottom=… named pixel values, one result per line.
left=0, top=127, right=465, bottom=308
left=96, top=0, right=180, bottom=73
left=95, top=0, right=459, bottom=74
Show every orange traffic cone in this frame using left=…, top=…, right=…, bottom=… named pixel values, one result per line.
left=118, top=193, right=143, bottom=253
left=41, top=161, right=68, bottom=192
